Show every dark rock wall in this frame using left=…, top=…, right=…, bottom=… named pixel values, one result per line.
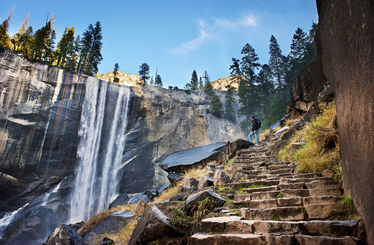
left=316, top=1, right=374, bottom=244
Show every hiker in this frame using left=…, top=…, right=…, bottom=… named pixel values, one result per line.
left=248, top=115, right=260, bottom=144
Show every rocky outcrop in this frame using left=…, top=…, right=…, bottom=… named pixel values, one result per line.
left=0, top=50, right=245, bottom=244
left=315, top=1, right=374, bottom=244
left=43, top=224, right=85, bottom=245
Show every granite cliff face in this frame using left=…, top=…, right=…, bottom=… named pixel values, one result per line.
left=0, top=50, right=245, bottom=243
left=289, top=1, right=374, bottom=243
left=316, top=0, right=374, bottom=244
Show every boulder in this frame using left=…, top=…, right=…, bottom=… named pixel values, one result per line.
left=177, top=186, right=196, bottom=195
left=213, top=170, right=231, bottom=186
left=322, top=169, right=334, bottom=178
left=206, top=167, right=216, bottom=177
left=167, top=173, right=184, bottom=186
left=83, top=211, right=133, bottom=244
left=169, top=193, right=188, bottom=202
left=128, top=205, right=184, bottom=245
left=160, top=143, right=226, bottom=173
left=184, top=177, right=199, bottom=189
left=158, top=183, right=172, bottom=193
left=43, top=224, right=85, bottom=245
left=186, top=189, right=226, bottom=212
left=144, top=189, right=159, bottom=199
left=109, top=193, right=129, bottom=208
left=128, top=194, right=151, bottom=204
left=216, top=139, right=253, bottom=165
left=198, top=175, right=214, bottom=190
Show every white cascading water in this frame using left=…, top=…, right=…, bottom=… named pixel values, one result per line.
left=41, top=177, right=66, bottom=206
left=69, top=77, right=130, bottom=223
left=0, top=203, right=29, bottom=239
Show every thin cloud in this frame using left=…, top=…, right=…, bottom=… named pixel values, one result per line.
left=171, top=28, right=208, bottom=55
left=171, top=14, right=258, bottom=55
left=215, top=14, right=258, bottom=28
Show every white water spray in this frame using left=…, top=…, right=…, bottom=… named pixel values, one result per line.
left=41, top=177, right=66, bottom=206
left=0, top=203, right=29, bottom=239
left=70, top=78, right=130, bottom=223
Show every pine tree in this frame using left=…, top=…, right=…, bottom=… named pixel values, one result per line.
left=199, top=76, right=204, bottom=90
left=203, top=70, right=214, bottom=96
left=10, top=13, right=29, bottom=53
left=210, top=94, right=224, bottom=118
left=225, top=86, right=236, bottom=121
left=240, top=43, right=260, bottom=82
left=55, top=26, right=75, bottom=67
left=268, top=35, right=286, bottom=92
left=65, top=35, right=80, bottom=73
left=0, top=7, right=14, bottom=49
left=155, top=74, right=163, bottom=87
left=150, top=76, right=154, bottom=85
left=87, top=21, right=103, bottom=75
left=139, top=63, right=150, bottom=86
left=31, top=15, right=56, bottom=62
left=113, top=63, right=119, bottom=83
left=77, top=24, right=93, bottom=74
left=189, top=70, right=199, bottom=90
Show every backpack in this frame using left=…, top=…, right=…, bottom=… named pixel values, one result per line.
left=256, top=118, right=261, bottom=129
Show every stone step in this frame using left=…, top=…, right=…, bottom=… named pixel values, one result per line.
left=242, top=185, right=279, bottom=194
left=293, top=173, right=322, bottom=178
left=295, top=234, right=362, bottom=245
left=267, top=164, right=294, bottom=170
left=308, top=188, right=342, bottom=197
left=277, top=197, right=304, bottom=207
left=235, top=194, right=251, bottom=202
left=241, top=206, right=305, bottom=221
left=249, top=199, right=278, bottom=209
left=305, top=202, right=345, bottom=219
left=225, top=180, right=280, bottom=190
left=281, top=189, right=310, bottom=198
left=305, top=180, right=342, bottom=189
left=279, top=177, right=333, bottom=184
left=251, top=190, right=280, bottom=200
left=198, top=217, right=359, bottom=237
left=278, top=182, right=305, bottom=189
left=270, top=168, right=294, bottom=175
left=303, top=195, right=344, bottom=205
left=190, top=233, right=263, bottom=245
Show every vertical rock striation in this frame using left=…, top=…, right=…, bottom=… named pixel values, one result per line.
left=316, top=1, right=374, bottom=243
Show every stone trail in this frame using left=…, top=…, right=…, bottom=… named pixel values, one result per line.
left=190, top=141, right=365, bottom=245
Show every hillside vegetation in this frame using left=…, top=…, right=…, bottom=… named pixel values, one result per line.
left=278, top=103, right=341, bottom=174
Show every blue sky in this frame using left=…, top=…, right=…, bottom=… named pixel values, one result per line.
left=0, top=0, right=318, bottom=88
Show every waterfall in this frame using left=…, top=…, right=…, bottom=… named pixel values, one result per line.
left=0, top=203, right=29, bottom=239
left=70, top=78, right=131, bottom=223
left=41, top=177, right=66, bottom=207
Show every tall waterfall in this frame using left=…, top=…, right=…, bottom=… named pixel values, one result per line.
left=70, top=78, right=131, bottom=223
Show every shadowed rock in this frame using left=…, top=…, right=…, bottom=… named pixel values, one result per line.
left=160, top=143, right=226, bottom=173
left=43, top=224, right=85, bottom=245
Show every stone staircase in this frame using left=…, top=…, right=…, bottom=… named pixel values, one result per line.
left=190, top=142, right=365, bottom=245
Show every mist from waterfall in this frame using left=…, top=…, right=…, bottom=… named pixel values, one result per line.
left=70, top=78, right=131, bottom=223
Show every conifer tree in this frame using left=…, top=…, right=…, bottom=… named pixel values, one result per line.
left=203, top=70, right=214, bottom=96
left=139, top=63, right=150, bottom=86
left=189, top=70, right=199, bottom=90
left=155, top=74, right=163, bottom=87
left=87, top=21, right=103, bottom=75
left=268, top=35, right=286, bottom=92
left=77, top=24, right=93, bottom=74
left=113, top=63, right=119, bottom=83
left=210, top=94, right=224, bottom=118
left=10, top=13, right=29, bottom=53
left=240, top=43, right=260, bottom=82
left=199, top=77, right=204, bottom=90
left=150, top=76, right=154, bottom=85
left=65, top=35, right=80, bottom=73
left=31, top=14, right=56, bottom=62
left=0, top=7, right=14, bottom=49
left=225, top=86, right=236, bottom=121
left=55, top=26, right=75, bottom=67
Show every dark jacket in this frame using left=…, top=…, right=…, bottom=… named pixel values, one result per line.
left=251, top=118, right=259, bottom=132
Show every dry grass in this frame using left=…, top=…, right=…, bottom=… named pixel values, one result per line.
left=259, top=128, right=272, bottom=141
left=278, top=103, right=341, bottom=173
left=84, top=201, right=148, bottom=245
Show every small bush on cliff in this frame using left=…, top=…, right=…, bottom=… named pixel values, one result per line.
left=278, top=103, right=341, bottom=173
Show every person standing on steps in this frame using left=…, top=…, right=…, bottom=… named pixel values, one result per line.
left=248, top=115, right=260, bottom=144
